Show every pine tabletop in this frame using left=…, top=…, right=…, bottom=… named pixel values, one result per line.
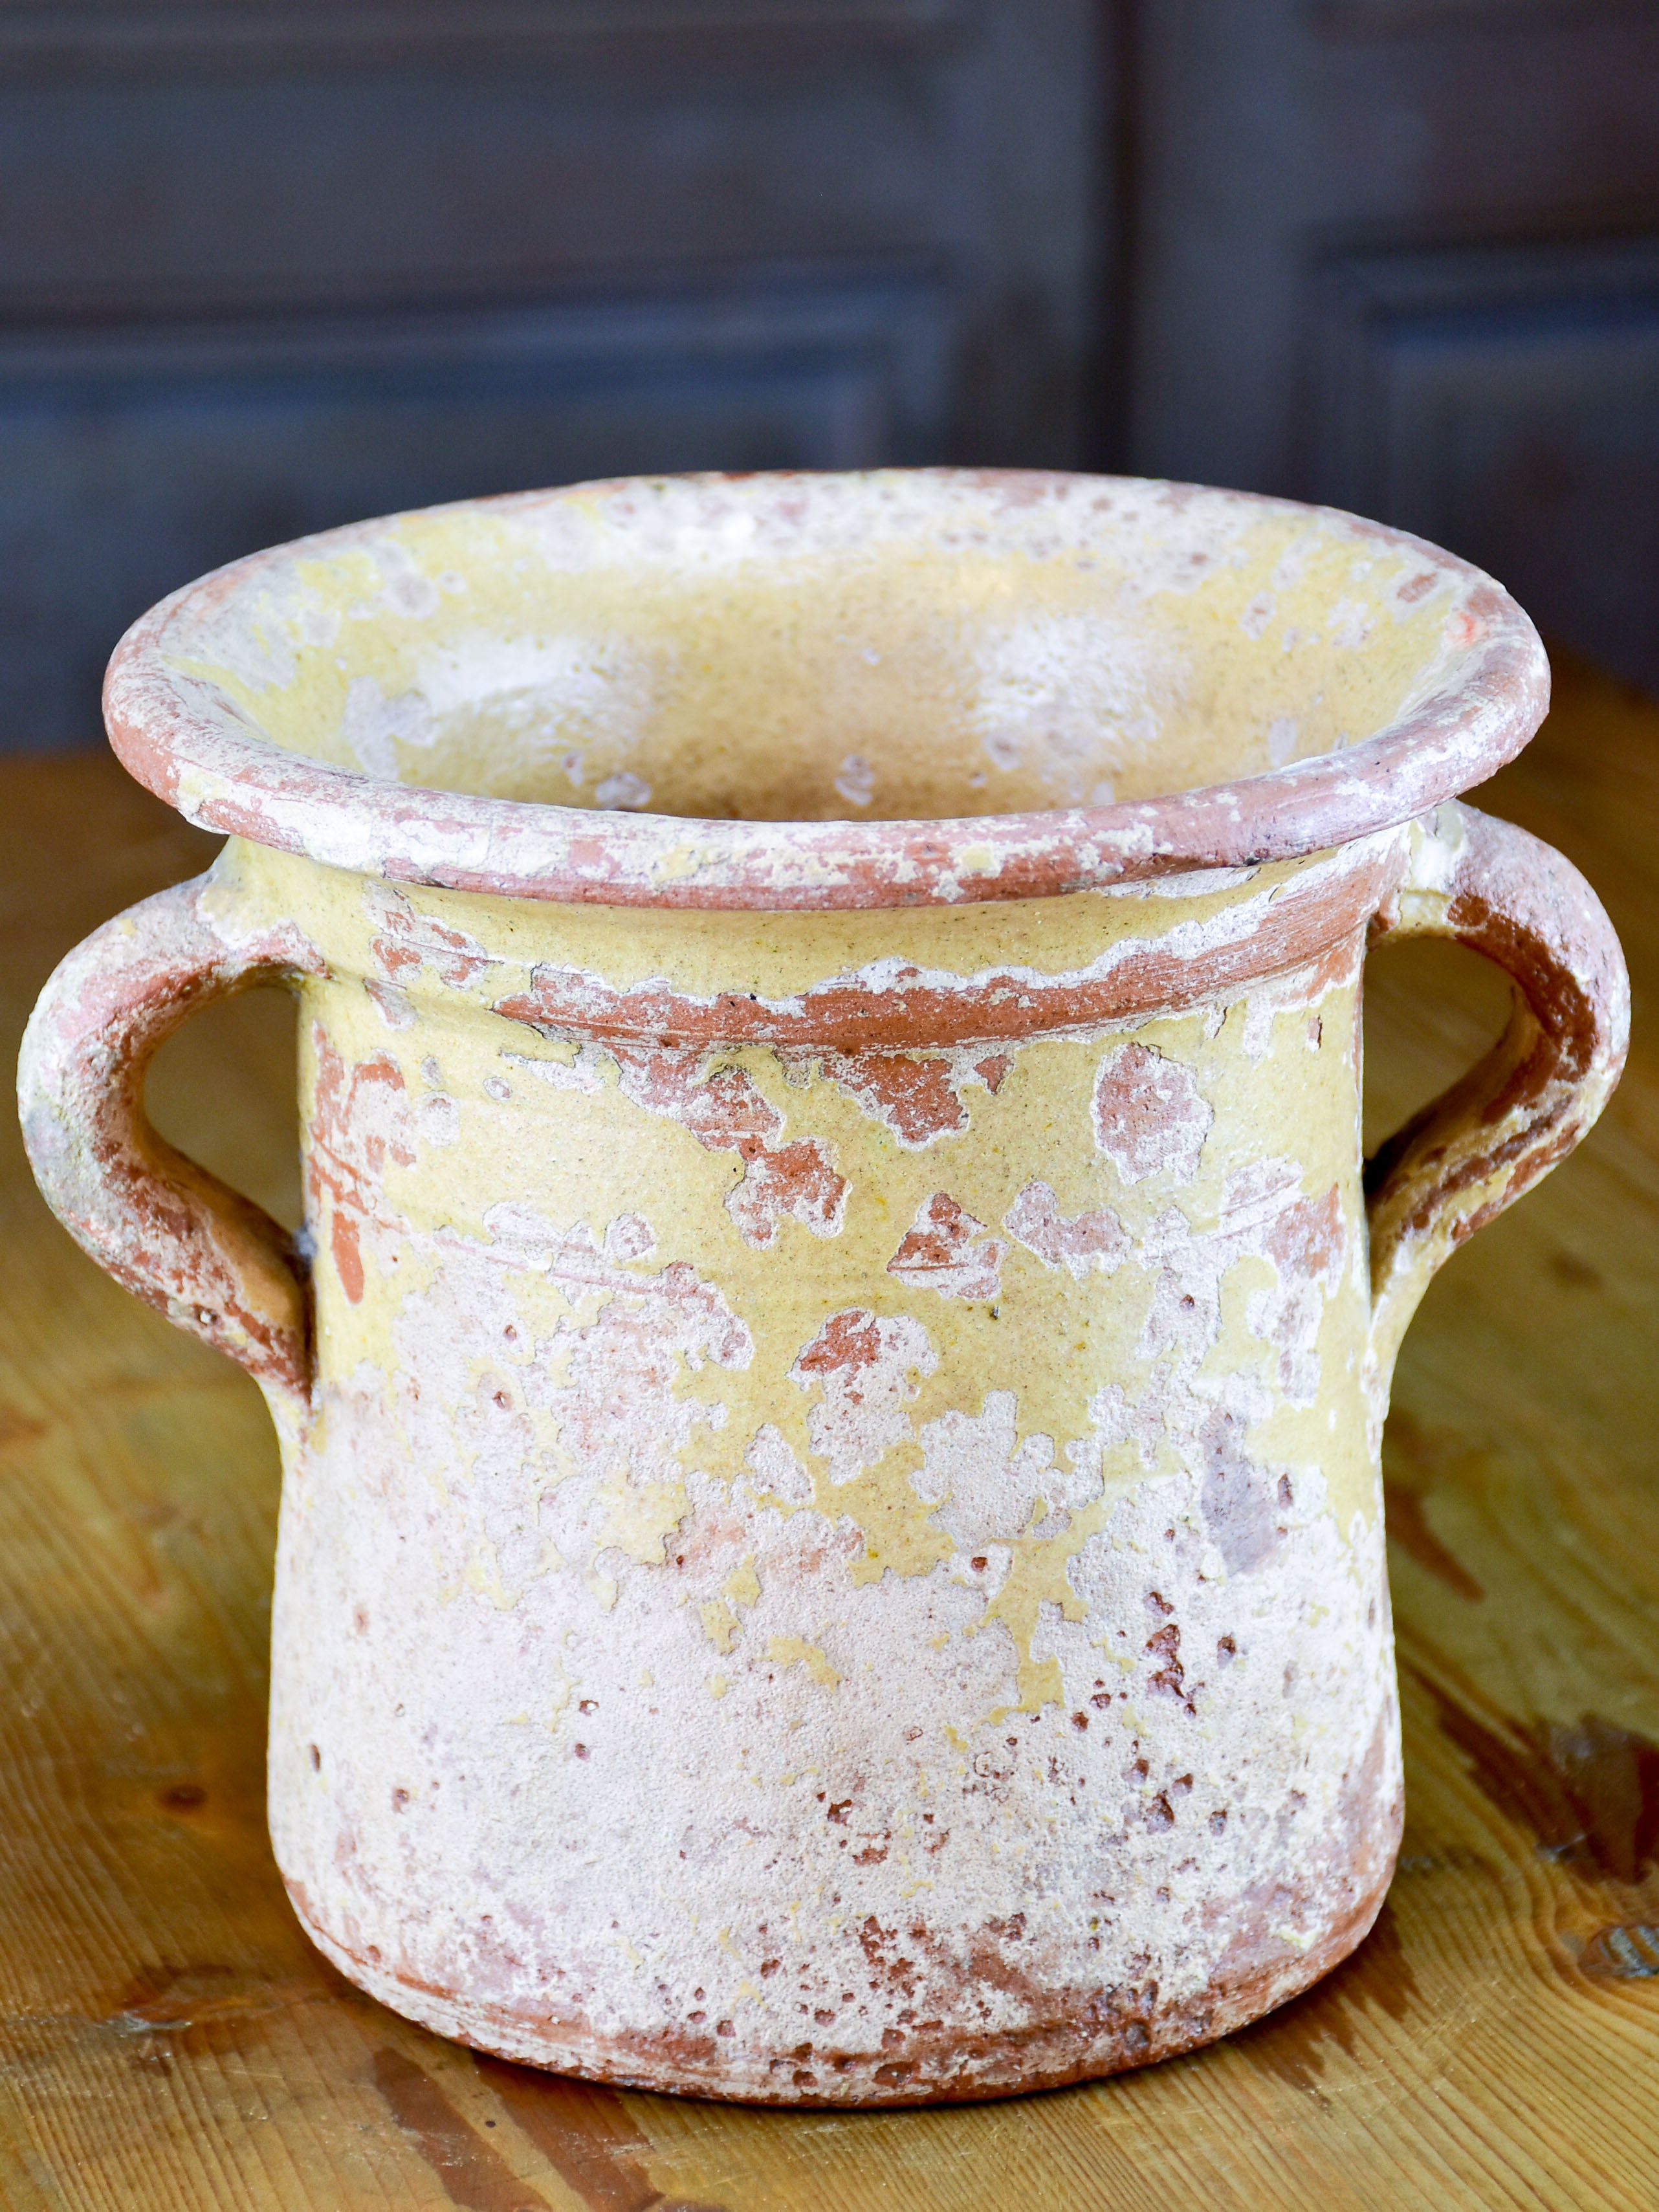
left=1, top=654, right=1654, bottom=2211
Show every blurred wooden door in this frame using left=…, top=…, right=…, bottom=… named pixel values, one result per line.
left=0, top=1, right=1103, bottom=747
left=9, top=1, right=1658, bottom=747
left=1122, top=0, right=1659, bottom=691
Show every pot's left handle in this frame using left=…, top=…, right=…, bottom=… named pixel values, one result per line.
left=17, top=872, right=325, bottom=1415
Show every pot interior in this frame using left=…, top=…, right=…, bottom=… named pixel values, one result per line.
left=163, top=474, right=1474, bottom=826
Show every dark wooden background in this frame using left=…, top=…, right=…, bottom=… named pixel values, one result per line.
left=3, top=0, right=1658, bottom=748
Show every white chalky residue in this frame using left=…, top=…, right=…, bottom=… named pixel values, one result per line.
left=419, top=1093, right=459, bottom=1146
left=791, top=1308, right=938, bottom=1487
left=340, top=676, right=437, bottom=780
left=595, top=771, right=652, bottom=811
left=500, top=1044, right=610, bottom=1095
left=833, top=755, right=876, bottom=808
left=912, top=1391, right=1100, bottom=1549
left=969, top=615, right=1165, bottom=805
left=1328, top=599, right=1376, bottom=652
left=1240, top=593, right=1275, bottom=641
left=1004, top=1180, right=1128, bottom=1280
left=1270, top=529, right=1325, bottom=593
left=365, top=535, right=442, bottom=621
left=1239, top=948, right=1357, bottom=1062
left=742, top=1423, right=815, bottom=1507
left=270, top=1368, right=1396, bottom=2098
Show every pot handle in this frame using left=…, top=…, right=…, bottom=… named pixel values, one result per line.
left=1365, top=800, right=1629, bottom=1383
left=17, top=871, right=325, bottom=1416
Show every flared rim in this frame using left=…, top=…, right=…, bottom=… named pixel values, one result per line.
left=103, top=470, right=1549, bottom=911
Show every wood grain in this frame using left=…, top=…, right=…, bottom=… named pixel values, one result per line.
left=1, top=656, right=1655, bottom=2209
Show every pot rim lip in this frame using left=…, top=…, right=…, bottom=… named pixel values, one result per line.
left=103, top=468, right=1549, bottom=913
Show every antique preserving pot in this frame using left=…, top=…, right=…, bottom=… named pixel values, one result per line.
left=19, top=472, right=1628, bottom=2104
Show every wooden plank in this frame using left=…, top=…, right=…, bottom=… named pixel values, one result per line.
left=0, top=653, right=1654, bottom=2207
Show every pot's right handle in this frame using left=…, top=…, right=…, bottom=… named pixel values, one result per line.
left=17, top=871, right=325, bottom=1418
left=1364, top=800, right=1629, bottom=1386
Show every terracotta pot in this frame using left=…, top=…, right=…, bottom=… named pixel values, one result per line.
left=19, top=472, right=1628, bottom=2104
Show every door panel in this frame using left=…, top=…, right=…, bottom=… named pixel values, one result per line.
left=1127, top=1, right=1659, bottom=690
left=0, top=0, right=1101, bottom=748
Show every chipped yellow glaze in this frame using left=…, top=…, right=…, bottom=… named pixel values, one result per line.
left=166, top=480, right=1471, bottom=826
left=23, top=472, right=1625, bottom=2107
left=216, top=833, right=1381, bottom=1579
left=201, top=820, right=1408, bottom=2099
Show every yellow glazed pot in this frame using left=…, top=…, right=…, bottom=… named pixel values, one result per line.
left=19, top=472, right=1628, bottom=2103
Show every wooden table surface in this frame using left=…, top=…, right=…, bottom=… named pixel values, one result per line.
left=2, top=655, right=1656, bottom=2211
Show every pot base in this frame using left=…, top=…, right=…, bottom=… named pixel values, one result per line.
left=285, top=1867, right=1396, bottom=2107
